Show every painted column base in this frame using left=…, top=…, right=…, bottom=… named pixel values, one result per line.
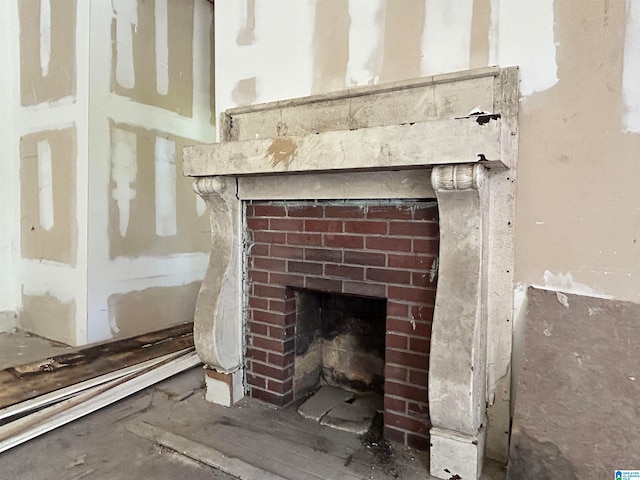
left=429, top=427, right=485, bottom=480
left=204, top=368, right=244, bottom=407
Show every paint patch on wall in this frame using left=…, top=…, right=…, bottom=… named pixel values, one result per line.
left=539, top=270, right=613, bottom=299
left=20, top=126, right=77, bottom=266
left=154, top=136, right=177, bottom=237
left=622, top=0, right=640, bottom=133
left=110, top=0, right=194, bottom=116
left=40, top=0, right=51, bottom=77
left=36, top=140, right=54, bottom=231
left=312, top=0, right=349, bottom=94
left=489, top=0, right=557, bottom=96
left=346, top=0, right=384, bottom=86
left=112, top=0, right=137, bottom=89
left=19, top=0, right=77, bottom=105
left=111, top=128, right=137, bottom=238
left=21, top=291, right=76, bottom=346
left=380, top=0, right=425, bottom=83
left=108, top=121, right=209, bottom=259
left=236, top=0, right=256, bottom=46
left=232, top=77, right=257, bottom=107
left=469, top=0, right=491, bottom=68
left=107, top=281, right=200, bottom=339
left=421, top=0, right=473, bottom=76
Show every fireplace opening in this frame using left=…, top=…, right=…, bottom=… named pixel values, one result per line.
left=294, top=288, right=386, bottom=392
left=294, top=290, right=386, bottom=434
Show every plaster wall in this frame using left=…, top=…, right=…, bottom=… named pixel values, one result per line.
left=215, top=0, right=640, bottom=304
left=0, top=2, right=21, bottom=326
left=87, top=0, right=214, bottom=343
left=1, top=0, right=89, bottom=344
left=1, top=0, right=214, bottom=345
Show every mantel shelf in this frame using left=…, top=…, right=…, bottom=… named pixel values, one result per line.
left=183, top=117, right=505, bottom=178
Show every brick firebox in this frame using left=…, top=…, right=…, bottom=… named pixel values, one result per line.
left=244, top=199, right=439, bottom=449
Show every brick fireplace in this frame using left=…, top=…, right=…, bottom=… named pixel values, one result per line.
left=244, top=199, right=439, bottom=449
left=183, top=67, right=518, bottom=480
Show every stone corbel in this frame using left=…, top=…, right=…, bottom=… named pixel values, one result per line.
left=192, top=176, right=244, bottom=406
left=429, top=164, right=488, bottom=480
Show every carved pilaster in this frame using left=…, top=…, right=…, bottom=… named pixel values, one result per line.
left=429, top=164, right=488, bottom=480
left=191, top=176, right=243, bottom=382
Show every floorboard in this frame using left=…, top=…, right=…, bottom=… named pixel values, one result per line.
left=0, top=323, right=194, bottom=409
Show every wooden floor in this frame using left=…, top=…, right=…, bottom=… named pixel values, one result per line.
left=0, top=324, right=194, bottom=411
left=0, top=330, right=70, bottom=370
left=129, top=392, right=507, bottom=480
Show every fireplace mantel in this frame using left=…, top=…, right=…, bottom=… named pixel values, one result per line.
left=183, top=67, right=518, bottom=480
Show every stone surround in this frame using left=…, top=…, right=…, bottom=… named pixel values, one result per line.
left=183, top=67, right=518, bottom=480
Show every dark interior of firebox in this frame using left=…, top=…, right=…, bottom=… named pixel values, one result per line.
left=293, top=290, right=386, bottom=399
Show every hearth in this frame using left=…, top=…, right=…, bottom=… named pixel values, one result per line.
left=183, top=67, right=518, bottom=480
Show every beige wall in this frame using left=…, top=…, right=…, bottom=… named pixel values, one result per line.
left=215, top=0, right=640, bottom=304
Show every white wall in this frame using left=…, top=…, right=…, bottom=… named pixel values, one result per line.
left=0, top=1, right=20, bottom=323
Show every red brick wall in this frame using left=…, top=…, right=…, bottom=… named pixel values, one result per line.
left=245, top=200, right=439, bottom=450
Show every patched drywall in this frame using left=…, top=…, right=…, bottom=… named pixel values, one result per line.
left=469, top=0, right=491, bottom=68
left=20, top=126, right=77, bottom=266
left=421, top=0, right=473, bottom=77
left=215, top=0, right=640, bottom=304
left=211, top=1, right=640, bottom=466
left=311, top=0, right=349, bottom=94
left=1, top=0, right=214, bottom=346
left=110, top=0, right=194, bottom=116
left=20, top=292, right=76, bottom=346
left=379, top=0, right=425, bottom=83
left=18, top=0, right=76, bottom=105
left=0, top=0, right=20, bottom=321
left=514, top=0, right=640, bottom=303
left=106, top=281, right=200, bottom=340
left=86, top=0, right=215, bottom=344
left=107, top=120, right=209, bottom=259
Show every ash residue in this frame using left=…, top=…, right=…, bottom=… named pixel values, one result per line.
left=360, top=413, right=399, bottom=479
